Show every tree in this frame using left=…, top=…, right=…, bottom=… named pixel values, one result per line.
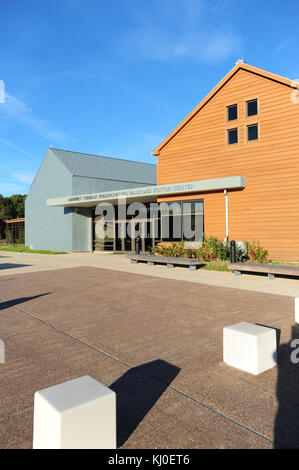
left=0, top=194, right=26, bottom=239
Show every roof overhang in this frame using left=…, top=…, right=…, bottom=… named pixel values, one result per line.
left=47, top=175, right=245, bottom=208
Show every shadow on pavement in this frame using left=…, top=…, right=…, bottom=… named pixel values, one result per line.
left=274, top=324, right=299, bottom=448
left=110, top=359, right=180, bottom=447
left=0, top=293, right=50, bottom=311
left=0, top=263, right=32, bottom=270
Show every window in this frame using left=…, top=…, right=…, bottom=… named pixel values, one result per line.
left=247, top=99, right=258, bottom=117
left=182, top=200, right=204, bottom=241
left=161, top=200, right=204, bottom=242
left=227, top=128, right=238, bottom=145
left=247, top=124, right=258, bottom=141
left=227, top=104, right=237, bottom=121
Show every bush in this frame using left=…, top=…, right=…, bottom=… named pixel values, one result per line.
left=153, top=237, right=268, bottom=263
left=245, top=239, right=268, bottom=263
left=154, top=241, right=188, bottom=258
left=154, top=237, right=231, bottom=261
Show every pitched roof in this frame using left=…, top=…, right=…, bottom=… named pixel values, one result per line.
left=153, top=61, right=297, bottom=155
left=50, top=148, right=156, bottom=185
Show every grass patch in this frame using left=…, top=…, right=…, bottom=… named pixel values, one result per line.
left=271, top=260, right=299, bottom=267
left=0, top=244, right=67, bottom=255
left=201, top=260, right=231, bottom=272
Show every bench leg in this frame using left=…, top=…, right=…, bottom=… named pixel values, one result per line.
left=189, top=265, right=197, bottom=271
left=268, top=273, right=275, bottom=280
left=167, top=263, right=174, bottom=269
left=234, top=270, right=242, bottom=276
left=131, top=260, right=138, bottom=264
left=147, top=261, right=155, bottom=266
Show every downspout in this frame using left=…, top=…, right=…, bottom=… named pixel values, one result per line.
left=224, top=189, right=229, bottom=242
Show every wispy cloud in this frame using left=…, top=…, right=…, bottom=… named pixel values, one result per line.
left=123, top=0, right=242, bottom=64
left=0, top=182, right=27, bottom=195
left=126, top=28, right=241, bottom=64
left=11, top=171, right=35, bottom=185
left=0, top=92, right=69, bottom=143
left=274, top=36, right=294, bottom=55
left=0, top=136, right=39, bottom=161
left=0, top=170, right=35, bottom=196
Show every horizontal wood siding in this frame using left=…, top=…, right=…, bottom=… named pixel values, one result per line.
left=157, top=69, right=299, bottom=261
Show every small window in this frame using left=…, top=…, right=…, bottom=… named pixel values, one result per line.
left=247, top=99, right=258, bottom=117
left=227, top=104, right=238, bottom=121
left=247, top=124, right=258, bottom=141
left=227, top=128, right=238, bottom=145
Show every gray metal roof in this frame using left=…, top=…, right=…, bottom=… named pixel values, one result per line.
left=50, top=148, right=157, bottom=184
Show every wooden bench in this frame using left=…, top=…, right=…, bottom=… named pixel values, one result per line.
left=228, top=262, right=299, bottom=280
left=127, top=254, right=203, bottom=271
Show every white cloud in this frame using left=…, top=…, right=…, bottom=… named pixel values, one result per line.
left=274, top=36, right=294, bottom=55
left=0, top=182, right=27, bottom=194
left=127, top=28, right=241, bottom=64
left=0, top=136, right=39, bottom=161
left=200, top=32, right=240, bottom=62
left=11, top=171, right=35, bottom=184
left=123, top=0, right=242, bottom=64
left=0, top=92, right=69, bottom=143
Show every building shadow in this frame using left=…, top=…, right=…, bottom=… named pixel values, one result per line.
left=274, top=325, right=299, bottom=448
left=0, top=263, right=32, bottom=270
left=0, top=293, right=50, bottom=311
left=110, top=359, right=180, bottom=447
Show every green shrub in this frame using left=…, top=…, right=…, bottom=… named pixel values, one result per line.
left=245, top=239, right=268, bottom=263
left=153, top=237, right=268, bottom=264
left=154, top=241, right=188, bottom=257
left=154, top=237, right=230, bottom=261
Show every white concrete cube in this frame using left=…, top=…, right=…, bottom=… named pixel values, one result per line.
left=0, top=340, right=4, bottom=363
left=223, top=322, right=277, bottom=375
left=295, top=298, right=299, bottom=324
left=33, top=375, right=116, bottom=449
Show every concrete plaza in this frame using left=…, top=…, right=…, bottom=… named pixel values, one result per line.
left=0, top=251, right=298, bottom=448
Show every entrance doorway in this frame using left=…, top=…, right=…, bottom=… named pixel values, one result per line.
left=93, top=215, right=157, bottom=253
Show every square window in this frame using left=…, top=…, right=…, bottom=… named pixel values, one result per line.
left=227, top=128, right=238, bottom=145
left=227, top=104, right=238, bottom=121
left=247, top=124, right=258, bottom=141
left=247, top=99, right=258, bottom=116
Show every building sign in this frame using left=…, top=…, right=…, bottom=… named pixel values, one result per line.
left=47, top=176, right=245, bottom=207
left=67, top=182, right=196, bottom=203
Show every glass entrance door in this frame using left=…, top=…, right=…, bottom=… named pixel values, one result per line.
left=93, top=215, right=114, bottom=251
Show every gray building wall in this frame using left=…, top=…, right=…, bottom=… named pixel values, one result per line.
left=25, top=151, right=73, bottom=252
left=25, top=148, right=157, bottom=252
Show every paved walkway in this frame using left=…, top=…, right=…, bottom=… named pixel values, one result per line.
left=1, top=250, right=299, bottom=297
left=1, top=251, right=299, bottom=448
left=0, top=258, right=298, bottom=448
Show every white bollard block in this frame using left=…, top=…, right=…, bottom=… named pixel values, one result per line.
left=33, top=375, right=116, bottom=449
left=295, top=298, right=299, bottom=324
left=0, top=340, right=4, bottom=363
left=223, top=322, right=277, bottom=375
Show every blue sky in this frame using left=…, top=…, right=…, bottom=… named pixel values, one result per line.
left=0, top=0, right=298, bottom=196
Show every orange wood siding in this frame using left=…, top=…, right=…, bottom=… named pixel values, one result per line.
left=157, top=68, right=299, bottom=261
